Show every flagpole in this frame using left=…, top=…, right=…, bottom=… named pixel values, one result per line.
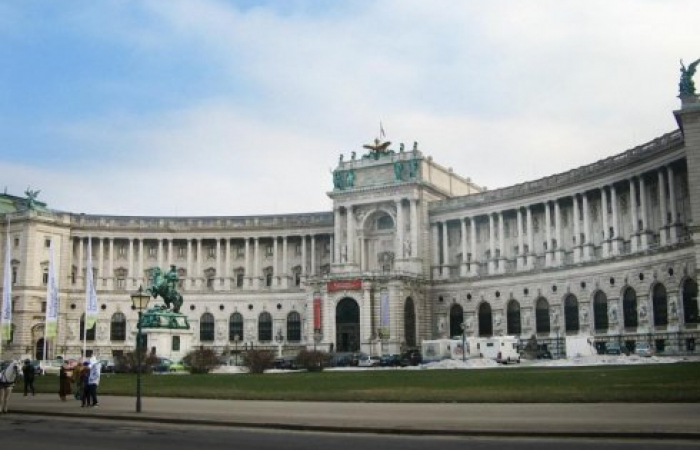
left=0, top=216, right=11, bottom=359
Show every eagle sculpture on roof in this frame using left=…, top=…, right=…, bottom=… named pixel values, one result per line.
left=363, top=138, right=392, bottom=153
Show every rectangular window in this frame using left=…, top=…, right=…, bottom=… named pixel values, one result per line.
left=13, top=238, right=19, bottom=248
left=208, top=246, right=216, bottom=258
left=266, top=245, right=273, bottom=256
left=178, top=246, right=186, bottom=257
left=172, top=336, right=180, bottom=351
left=295, top=244, right=302, bottom=256
left=207, top=278, right=214, bottom=289
left=116, top=278, right=126, bottom=289
left=118, top=245, right=127, bottom=256
left=148, top=246, right=157, bottom=256
left=12, top=268, right=17, bottom=285
left=236, top=273, right=244, bottom=288
left=236, top=246, right=245, bottom=257
left=42, top=271, right=48, bottom=285
left=41, top=301, right=46, bottom=313
left=45, top=239, right=51, bottom=248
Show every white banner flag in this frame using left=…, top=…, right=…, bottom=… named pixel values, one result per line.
left=1, top=221, right=12, bottom=341
left=45, top=240, right=59, bottom=338
left=85, top=237, right=97, bottom=330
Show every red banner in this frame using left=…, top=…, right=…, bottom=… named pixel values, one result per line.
left=313, top=295, right=322, bottom=330
left=327, top=279, right=362, bottom=292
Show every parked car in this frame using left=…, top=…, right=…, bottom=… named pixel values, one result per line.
left=330, top=353, right=352, bottom=367
left=605, top=342, right=622, bottom=355
left=399, top=350, right=422, bottom=367
left=273, top=356, right=298, bottom=370
left=379, top=354, right=401, bottom=367
left=98, top=360, right=116, bottom=373
left=357, top=355, right=381, bottom=367
left=634, top=341, right=653, bottom=357
left=350, top=353, right=368, bottom=367
left=535, top=347, right=552, bottom=359
left=152, top=358, right=187, bottom=374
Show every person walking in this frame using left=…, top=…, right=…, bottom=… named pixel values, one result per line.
left=58, top=362, right=72, bottom=401
left=21, top=360, right=35, bottom=396
left=86, top=361, right=101, bottom=407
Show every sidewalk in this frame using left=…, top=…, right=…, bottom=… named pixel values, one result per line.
left=8, top=394, right=700, bottom=439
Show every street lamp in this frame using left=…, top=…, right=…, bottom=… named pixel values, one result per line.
left=460, top=322, right=467, bottom=363
left=130, top=285, right=151, bottom=413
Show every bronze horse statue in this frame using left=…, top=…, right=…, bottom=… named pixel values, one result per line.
left=146, top=266, right=183, bottom=313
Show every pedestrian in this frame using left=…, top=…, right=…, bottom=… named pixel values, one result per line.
left=58, top=362, right=72, bottom=401
left=21, top=359, right=35, bottom=396
left=86, top=361, right=101, bottom=407
left=79, top=361, right=90, bottom=407
left=71, top=362, right=82, bottom=400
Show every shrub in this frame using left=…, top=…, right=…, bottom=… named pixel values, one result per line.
left=242, top=349, right=275, bottom=374
left=115, top=351, right=159, bottom=374
left=295, top=350, right=331, bottom=372
left=183, top=348, right=219, bottom=374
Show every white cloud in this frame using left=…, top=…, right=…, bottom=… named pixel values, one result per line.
left=2, top=0, right=698, bottom=215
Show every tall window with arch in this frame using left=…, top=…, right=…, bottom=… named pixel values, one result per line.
left=652, top=283, right=668, bottom=327
left=258, top=311, right=272, bottom=342
left=535, top=297, right=550, bottom=334
left=286, top=311, right=301, bottom=342
left=229, top=312, right=243, bottom=341
left=200, top=312, right=215, bottom=342
left=478, top=302, right=493, bottom=337
left=507, top=300, right=521, bottom=336
left=110, top=312, right=126, bottom=341
left=622, top=287, right=638, bottom=328
left=564, top=294, right=579, bottom=333
left=593, top=291, right=608, bottom=332
left=682, top=278, right=698, bottom=324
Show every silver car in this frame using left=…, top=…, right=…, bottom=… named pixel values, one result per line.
left=634, top=342, right=653, bottom=357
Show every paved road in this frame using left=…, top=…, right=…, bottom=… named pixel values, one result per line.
left=6, top=394, right=700, bottom=440
left=1, top=415, right=697, bottom=450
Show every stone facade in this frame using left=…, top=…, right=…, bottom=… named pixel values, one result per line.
left=0, top=99, right=699, bottom=361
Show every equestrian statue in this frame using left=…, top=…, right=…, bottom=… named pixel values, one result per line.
left=146, top=265, right=184, bottom=313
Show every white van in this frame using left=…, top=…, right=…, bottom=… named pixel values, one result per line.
left=478, top=336, right=521, bottom=364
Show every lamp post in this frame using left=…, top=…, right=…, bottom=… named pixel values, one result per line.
left=130, top=286, right=151, bottom=413
left=460, top=322, right=467, bottom=363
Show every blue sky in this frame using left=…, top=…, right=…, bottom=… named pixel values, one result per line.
left=0, top=0, right=697, bottom=216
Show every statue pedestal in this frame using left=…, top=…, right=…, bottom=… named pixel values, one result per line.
left=139, top=306, right=192, bottom=361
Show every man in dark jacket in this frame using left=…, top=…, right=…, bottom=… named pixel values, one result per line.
left=21, top=360, right=35, bottom=396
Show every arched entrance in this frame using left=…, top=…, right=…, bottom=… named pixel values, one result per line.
left=478, top=302, right=492, bottom=337
left=449, top=304, right=464, bottom=338
left=564, top=294, right=579, bottom=333
left=336, top=297, right=360, bottom=352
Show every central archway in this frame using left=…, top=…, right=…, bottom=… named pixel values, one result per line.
left=336, top=297, right=360, bottom=352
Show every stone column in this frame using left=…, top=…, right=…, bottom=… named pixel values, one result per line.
left=98, top=238, right=105, bottom=287
left=629, top=178, right=639, bottom=252
left=224, top=238, right=231, bottom=290
left=139, top=239, right=145, bottom=286
left=582, top=193, right=592, bottom=261
left=442, top=220, right=449, bottom=278
left=432, top=223, right=440, bottom=278
left=108, top=238, right=114, bottom=290
left=334, top=208, right=341, bottom=264
left=301, top=235, right=307, bottom=277
left=196, top=239, right=203, bottom=288
left=498, top=212, right=505, bottom=274
left=282, top=236, right=289, bottom=288
left=310, top=235, right=316, bottom=276
left=186, top=239, right=193, bottom=289
left=77, top=237, right=84, bottom=288
left=611, top=185, right=621, bottom=255
left=658, top=169, right=668, bottom=246
left=460, top=218, right=468, bottom=277
left=128, top=238, right=134, bottom=287
left=396, top=199, right=405, bottom=258
left=470, top=217, right=478, bottom=276
left=573, top=195, right=581, bottom=263
left=157, top=239, right=163, bottom=268
left=346, top=207, right=355, bottom=264
left=544, top=201, right=552, bottom=267
left=215, top=239, right=222, bottom=288
left=516, top=209, right=525, bottom=270
left=526, top=206, right=534, bottom=269
left=410, top=199, right=419, bottom=258
left=488, top=214, right=495, bottom=274
left=168, top=239, right=173, bottom=266
left=554, top=200, right=563, bottom=265
left=668, top=166, right=678, bottom=243
left=601, top=187, right=610, bottom=258
left=253, top=237, right=260, bottom=289
left=639, top=175, right=649, bottom=249
left=273, top=237, right=279, bottom=287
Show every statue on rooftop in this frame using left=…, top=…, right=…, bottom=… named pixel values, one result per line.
left=24, top=187, right=40, bottom=210
left=679, top=58, right=700, bottom=97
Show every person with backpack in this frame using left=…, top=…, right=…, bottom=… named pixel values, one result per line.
left=21, top=360, right=35, bottom=396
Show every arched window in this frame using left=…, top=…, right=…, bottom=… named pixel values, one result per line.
left=80, top=313, right=96, bottom=341
left=404, top=297, right=416, bottom=348
left=564, top=294, right=579, bottom=333
left=507, top=300, right=521, bottom=335
left=377, top=215, right=394, bottom=230
left=258, top=311, right=272, bottom=342
left=229, top=312, right=243, bottom=341
left=478, top=302, right=492, bottom=337
left=287, top=311, right=301, bottom=342
left=593, top=291, right=608, bottom=332
left=682, top=278, right=698, bottom=324
left=622, top=287, right=638, bottom=328
left=652, top=283, right=668, bottom=326
left=200, top=313, right=215, bottom=341
left=449, top=304, right=464, bottom=338
left=110, top=312, right=126, bottom=341
left=535, top=297, right=550, bottom=334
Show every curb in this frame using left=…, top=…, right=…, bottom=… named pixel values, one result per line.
left=11, top=410, right=700, bottom=441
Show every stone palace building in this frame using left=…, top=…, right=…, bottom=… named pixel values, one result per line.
left=1, top=91, right=699, bottom=362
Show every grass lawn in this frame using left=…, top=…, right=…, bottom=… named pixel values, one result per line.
left=33, top=362, right=700, bottom=403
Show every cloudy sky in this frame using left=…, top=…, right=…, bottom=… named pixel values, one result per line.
left=0, top=0, right=696, bottom=216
